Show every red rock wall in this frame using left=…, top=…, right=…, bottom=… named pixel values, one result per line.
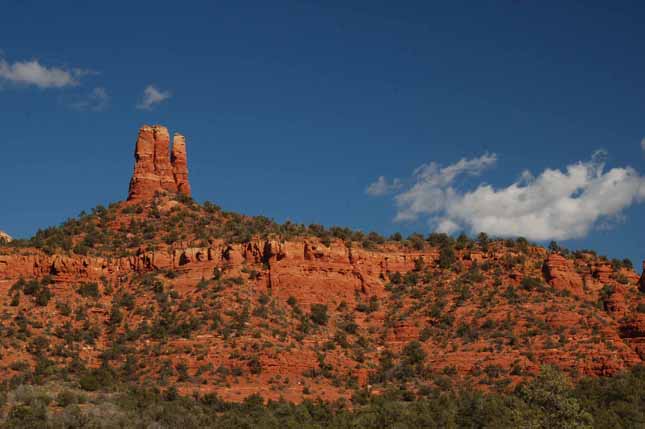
left=1, top=241, right=645, bottom=400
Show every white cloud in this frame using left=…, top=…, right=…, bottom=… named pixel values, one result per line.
left=641, top=137, right=645, bottom=154
left=0, top=57, right=83, bottom=88
left=366, top=176, right=402, bottom=196
left=70, top=87, right=110, bottom=111
left=372, top=150, right=645, bottom=241
left=392, top=153, right=497, bottom=222
left=137, top=85, right=171, bottom=110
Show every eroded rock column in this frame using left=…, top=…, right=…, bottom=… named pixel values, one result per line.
left=172, top=133, right=191, bottom=197
left=128, top=124, right=192, bottom=201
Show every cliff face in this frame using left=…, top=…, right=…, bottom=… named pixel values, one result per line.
left=128, top=125, right=191, bottom=201
left=0, top=231, right=11, bottom=243
left=1, top=229, right=644, bottom=402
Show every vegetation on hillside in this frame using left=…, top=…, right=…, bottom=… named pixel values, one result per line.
left=1, top=194, right=643, bottom=428
left=3, top=195, right=634, bottom=273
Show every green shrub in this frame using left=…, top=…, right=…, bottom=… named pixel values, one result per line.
left=13, top=278, right=52, bottom=306
left=248, top=357, right=262, bottom=374
left=438, top=245, right=456, bottom=269
left=56, top=390, right=83, bottom=407
left=76, top=282, right=100, bottom=298
left=79, top=373, right=100, bottom=391
left=403, top=340, right=426, bottom=365
left=310, top=304, right=328, bottom=326
left=520, top=277, right=544, bottom=292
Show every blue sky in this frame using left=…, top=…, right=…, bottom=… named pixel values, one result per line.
left=1, top=1, right=645, bottom=266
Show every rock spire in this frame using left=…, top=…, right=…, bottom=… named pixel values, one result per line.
left=128, top=125, right=191, bottom=201
left=171, top=133, right=191, bottom=196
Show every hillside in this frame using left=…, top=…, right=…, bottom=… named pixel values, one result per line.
left=0, top=125, right=644, bottom=425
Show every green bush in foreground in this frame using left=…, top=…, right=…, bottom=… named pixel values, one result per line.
left=0, top=365, right=642, bottom=428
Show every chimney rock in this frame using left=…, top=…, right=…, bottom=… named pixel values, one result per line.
left=128, top=125, right=192, bottom=201
left=172, top=133, right=191, bottom=196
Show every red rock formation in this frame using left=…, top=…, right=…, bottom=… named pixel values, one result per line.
left=621, top=315, right=645, bottom=360
left=640, top=261, right=645, bottom=293
left=593, top=262, right=614, bottom=284
left=128, top=125, right=191, bottom=201
left=171, top=133, right=191, bottom=196
left=542, top=253, right=583, bottom=295
left=128, top=125, right=158, bottom=201
left=152, top=126, right=176, bottom=194
left=604, top=284, right=629, bottom=317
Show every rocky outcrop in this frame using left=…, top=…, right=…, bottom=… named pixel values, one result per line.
left=0, top=231, right=11, bottom=243
left=0, top=238, right=435, bottom=303
left=603, top=284, right=629, bottom=317
left=128, top=125, right=191, bottom=201
left=640, top=261, right=645, bottom=293
left=620, top=313, right=645, bottom=360
left=542, top=253, right=583, bottom=295
left=593, top=262, right=614, bottom=284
